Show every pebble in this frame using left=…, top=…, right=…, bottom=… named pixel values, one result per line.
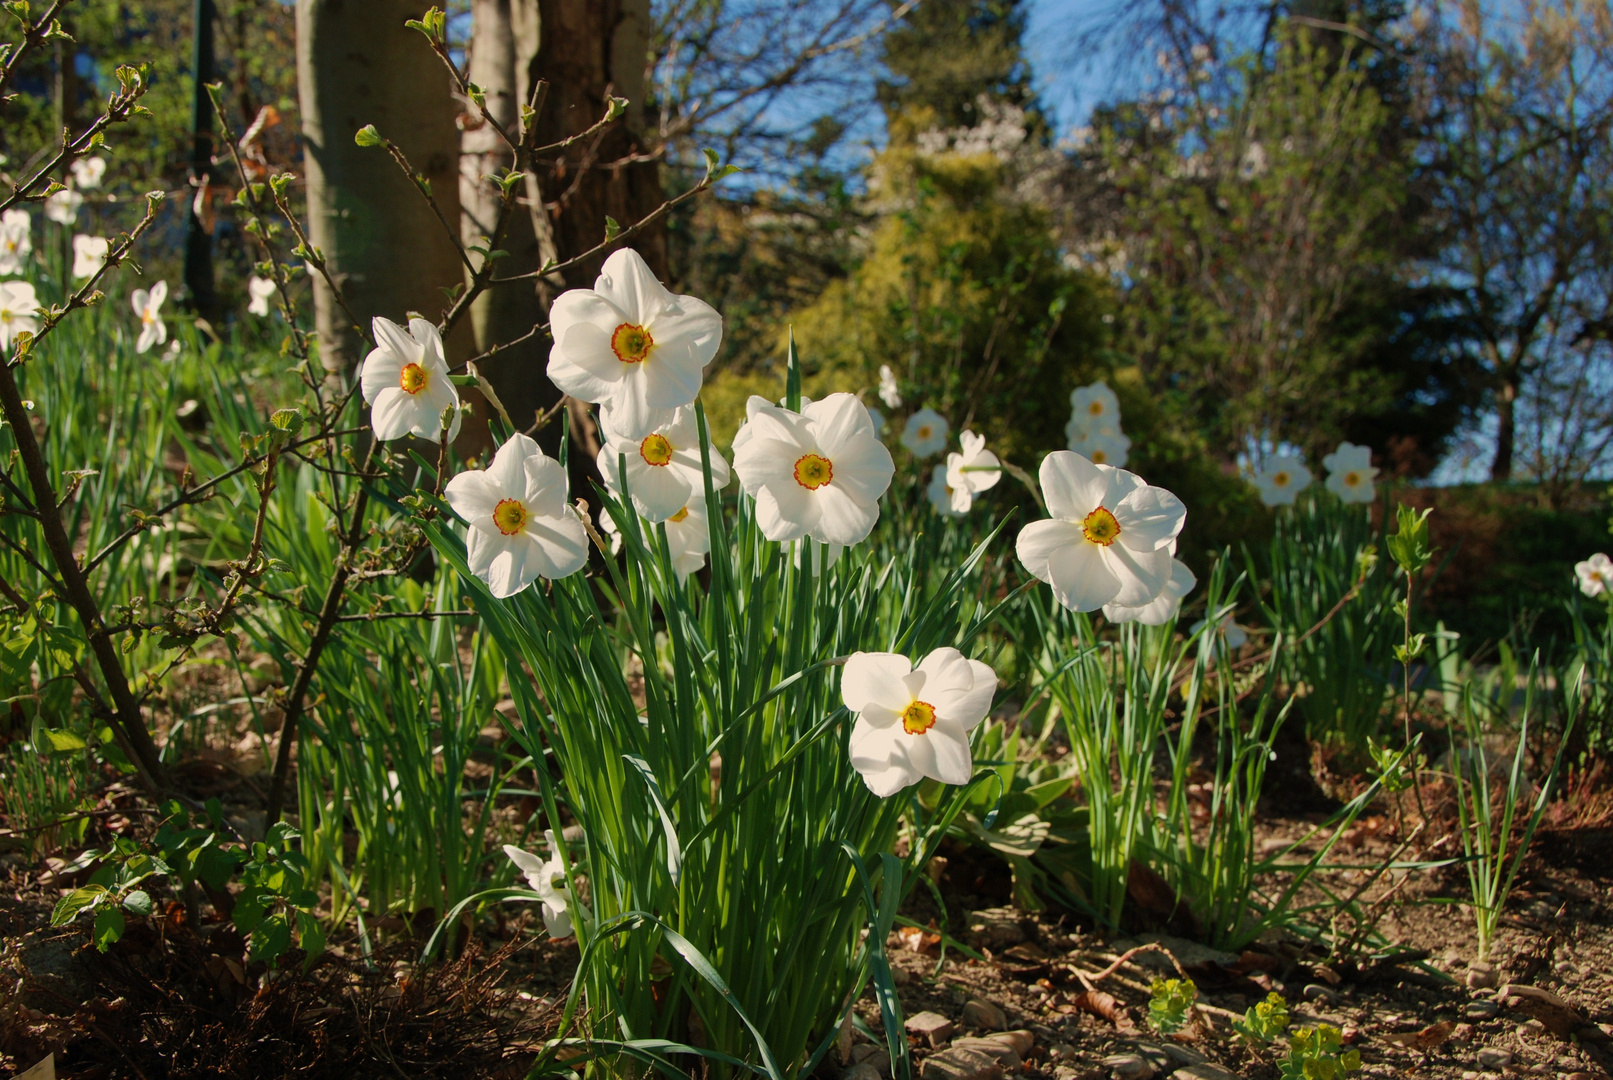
left=841, top=1063, right=884, bottom=1080
left=852, top=1045, right=891, bottom=1074
left=905, top=1011, right=955, bottom=1049
left=991, top=1031, right=1035, bottom=1056
left=920, top=1047, right=1003, bottom=1080
left=1477, top=1048, right=1514, bottom=1070
left=1102, top=1053, right=1155, bottom=1080
left=1467, top=961, right=1500, bottom=990
left=961, top=999, right=1008, bottom=1031
left=1466, top=1000, right=1502, bottom=1021
left=1518, top=1019, right=1547, bottom=1036
left=1169, top=1065, right=1239, bottom=1080
left=1053, top=1068, right=1081, bottom=1080
left=952, top=1038, right=1020, bottom=1069
left=1303, top=983, right=1341, bottom=1004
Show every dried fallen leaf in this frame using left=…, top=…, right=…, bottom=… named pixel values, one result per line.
left=1068, top=990, right=1123, bottom=1024
left=1380, top=1020, right=1454, bottom=1051
left=894, top=924, right=941, bottom=954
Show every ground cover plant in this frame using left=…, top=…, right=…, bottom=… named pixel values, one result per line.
left=3, top=2, right=1613, bottom=1080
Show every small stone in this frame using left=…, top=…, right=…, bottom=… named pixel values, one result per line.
left=842, top=1063, right=884, bottom=1080
left=1462, top=1072, right=1479, bottom=1080
left=1303, top=983, right=1341, bottom=1004
left=968, top=908, right=1027, bottom=948
left=991, top=1031, right=1035, bottom=1056
left=1131, top=1045, right=1173, bottom=1072
left=1102, top=1052, right=1156, bottom=1080
left=852, top=1046, right=891, bottom=1075
left=961, top=999, right=1008, bottom=1031
left=920, top=1047, right=1003, bottom=1080
left=1467, top=961, right=1500, bottom=990
left=1477, top=1048, right=1514, bottom=1070
left=953, top=1038, right=1020, bottom=1069
left=1053, top=1068, right=1081, bottom=1080
left=1467, top=1000, right=1502, bottom=1021
left=1454, top=1024, right=1477, bottom=1042
left=1048, top=1044, right=1078, bottom=1061
left=1169, top=1066, right=1239, bottom=1080
left=906, top=1011, right=955, bottom=1049
left=1157, top=1043, right=1206, bottom=1068
left=1518, top=1019, right=1546, bottom=1036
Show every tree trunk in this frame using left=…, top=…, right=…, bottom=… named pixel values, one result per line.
left=460, top=0, right=563, bottom=441
left=296, top=0, right=468, bottom=372
left=1490, top=374, right=1516, bottom=482
left=531, top=0, right=663, bottom=285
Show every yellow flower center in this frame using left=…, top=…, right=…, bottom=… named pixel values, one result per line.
left=669, top=506, right=690, bottom=523
left=1344, top=471, right=1361, bottom=487
left=492, top=498, right=529, bottom=536
left=399, top=362, right=428, bottom=395
left=1273, top=471, right=1289, bottom=486
left=611, top=323, right=654, bottom=363
left=1088, top=400, right=1105, bottom=416
left=1082, top=506, right=1121, bottom=546
left=794, top=453, right=833, bottom=490
left=640, top=433, right=674, bottom=466
left=917, top=425, right=932, bottom=440
left=901, top=699, right=937, bottom=735
left=1090, top=449, right=1109, bottom=464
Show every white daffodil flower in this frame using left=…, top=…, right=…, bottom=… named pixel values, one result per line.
left=1069, top=428, right=1130, bottom=468
left=46, top=188, right=83, bottom=225
left=503, top=830, right=576, bottom=939
left=0, top=209, right=31, bottom=275
left=444, top=433, right=589, bottom=597
left=878, top=364, right=903, bottom=408
left=130, top=280, right=168, bottom=354
left=599, top=498, right=712, bottom=583
left=1577, top=553, right=1613, bottom=599
left=598, top=405, right=730, bottom=522
left=901, top=407, right=949, bottom=458
left=247, top=275, right=276, bottom=316
left=842, top=647, right=998, bottom=797
left=927, top=464, right=964, bottom=518
left=943, top=430, right=1002, bottom=514
left=731, top=394, right=813, bottom=455
left=1322, top=442, right=1378, bottom=504
left=1193, top=612, right=1249, bottom=653
left=360, top=316, right=462, bottom=442
left=71, top=234, right=109, bottom=279
left=1016, top=451, right=1186, bottom=613
left=732, top=392, right=895, bottom=546
left=1104, top=559, right=1197, bottom=625
left=546, top=247, right=723, bottom=439
left=0, top=280, right=40, bottom=350
left=1251, top=456, right=1312, bottom=507
left=1068, top=381, right=1120, bottom=433
left=70, top=156, right=107, bottom=189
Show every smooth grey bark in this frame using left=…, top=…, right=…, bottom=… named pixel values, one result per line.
left=296, top=0, right=467, bottom=371
left=460, top=0, right=562, bottom=438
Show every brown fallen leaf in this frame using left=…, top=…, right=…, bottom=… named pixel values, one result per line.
left=893, top=924, right=942, bottom=954
left=1500, top=984, right=1610, bottom=1043
left=1068, top=989, right=1128, bottom=1026
left=1380, top=1020, right=1454, bottom=1051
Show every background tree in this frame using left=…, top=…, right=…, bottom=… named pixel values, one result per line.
left=296, top=0, right=468, bottom=372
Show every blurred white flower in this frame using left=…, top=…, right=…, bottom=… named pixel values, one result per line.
left=1577, top=552, right=1613, bottom=599
left=1193, top=612, right=1249, bottom=652
left=444, top=433, right=588, bottom=597
left=599, top=405, right=729, bottom=522
left=1016, top=451, right=1186, bottom=613
left=732, top=393, right=894, bottom=546
left=70, top=156, right=106, bottom=189
left=130, top=280, right=168, bottom=354
left=46, top=188, right=83, bottom=225
left=1251, top=456, right=1312, bottom=507
left=1240, top=141, right=1268, bottom=179
left=360, top=316, right=461, bottom=441
left=943, top=430, right=1002, bottom=513
left=1069, top=428, right=1130, bottom=468
left=0, top=208, right=31, bottom=275
left=877, top=364, right=903, bottom=408
left=900, top=407, right=948, bottom=457
left=1067, top=381, right=1120, bottom=435
left=1104, top=559, right=1196, bottom=625
left=842, top=647, right=997, bottom=797
left=71, top=234, right=108, bottom=279
left=503, top=830, right=575, bottom=938
left=0, top=280, right=40, bottom=350
left=599, top=498, right=711, bottom=583
left=1322, top=442, right=1378, bottom=504
left=865, top=404, right=885, bottom=433
left=927, top=464, right=964, bottom=518
left=247, top=274, right=276, bottom=317
left=546, top=247, right=723, bottom=439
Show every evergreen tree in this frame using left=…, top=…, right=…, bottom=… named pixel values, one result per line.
left=877, top=0, right=1044, bottom=136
